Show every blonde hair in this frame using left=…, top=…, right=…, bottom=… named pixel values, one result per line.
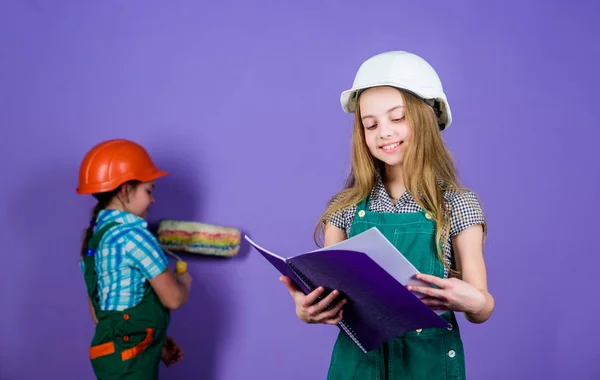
left=314, top=89, right=486, bottom=275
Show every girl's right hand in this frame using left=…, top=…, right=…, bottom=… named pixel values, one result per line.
left=279, top=276, right=347, bottom=325
left=176, top=271, right=192, bottom=291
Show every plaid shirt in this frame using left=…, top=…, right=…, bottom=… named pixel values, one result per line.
left=80, top=209, right=168, bottom=311
left=326, top=173, right=486, bottom=278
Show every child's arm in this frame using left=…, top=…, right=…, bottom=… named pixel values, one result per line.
left=452, top=224, right=494, bottom=323
left=125, top=227, right=192, bottom=310
left=148, top=270, right=191, bottom=310
left=324, top=222, right=347, bottom=247
left=87, top=296, right=98, bottom=324
left=407, top=190, right=494, bottom=323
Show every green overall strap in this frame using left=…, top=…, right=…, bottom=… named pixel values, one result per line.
left=89, top=222, right=121, bottom=250
left=83, top=221, right=121, bottom=311
left=356, top=195, right=370, bottom=212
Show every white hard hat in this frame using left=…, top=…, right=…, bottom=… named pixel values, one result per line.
left=340, top=51, right=452, bottom=130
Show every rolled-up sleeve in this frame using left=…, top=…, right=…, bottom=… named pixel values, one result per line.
left=123, top=228, right=168, bottom=279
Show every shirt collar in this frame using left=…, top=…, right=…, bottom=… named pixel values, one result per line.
left=95, top=209, right=147, bottom=229
left=372, top=171, right=412, bottom=207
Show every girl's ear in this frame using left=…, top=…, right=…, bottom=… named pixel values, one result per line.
left=117, top=184, right=130, bottom=204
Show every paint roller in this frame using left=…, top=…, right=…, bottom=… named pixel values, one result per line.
left=156, top=219, right=242, bottom=273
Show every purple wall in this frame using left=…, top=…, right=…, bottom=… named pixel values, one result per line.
left=1, top=1, right=598, bottom=379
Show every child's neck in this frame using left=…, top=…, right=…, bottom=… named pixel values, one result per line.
left=105, top=199, right=127, bottom=213
left=383, top=165, right=406, bottom=201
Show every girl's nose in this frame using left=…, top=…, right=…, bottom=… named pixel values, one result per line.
left=378, top=121, right=393, bottom=138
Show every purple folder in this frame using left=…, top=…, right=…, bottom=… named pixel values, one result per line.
left=245, top=228, right=450, bottom=353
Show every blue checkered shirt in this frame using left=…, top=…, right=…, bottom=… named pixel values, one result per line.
left=80, top=209, right=168, bottom=311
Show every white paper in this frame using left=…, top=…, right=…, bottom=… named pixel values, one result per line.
left=309, top=227, right=422, bottom=285
left=244, top=236, right=286, bottom=261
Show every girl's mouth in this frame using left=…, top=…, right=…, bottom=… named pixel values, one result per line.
left=380, top=141, right=402, bottom=152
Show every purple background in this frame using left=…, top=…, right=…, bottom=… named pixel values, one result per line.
left=1, top=1, right=598, bottom=379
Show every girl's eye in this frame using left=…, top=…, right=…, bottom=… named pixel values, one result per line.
left=365, top=124, right=377, bottom=130
left=392, top=116, right=405, bottom=122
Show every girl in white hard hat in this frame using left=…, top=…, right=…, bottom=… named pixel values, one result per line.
left=280, top=51, right=494, bottom=379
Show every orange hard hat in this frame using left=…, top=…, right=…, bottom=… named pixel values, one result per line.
left=76, top=139, right=168, bottom=195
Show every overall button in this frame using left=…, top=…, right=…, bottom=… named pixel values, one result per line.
left=123, top=336, right=129, bottom=342
left=415, top=329, right=422, bottom=333
left=358, top=210, right=366, bottom=218
left=123, top=314, right=130, bottom=321
left=448, top=350, right=456, bottom=358
left=447, top=323, right=453, bottom=331
left=425, top=212, right=432, bottom=220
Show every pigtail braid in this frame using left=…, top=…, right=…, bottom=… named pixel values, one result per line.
left=80, top=201, right=106, bottom=257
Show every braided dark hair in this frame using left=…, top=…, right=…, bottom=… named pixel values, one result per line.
left=79, top=181, right=141, bottom=257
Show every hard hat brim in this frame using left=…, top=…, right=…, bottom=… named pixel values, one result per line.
left=75, top=168, right=168, bottom=195
left=340, top=83, right=452, bottom=130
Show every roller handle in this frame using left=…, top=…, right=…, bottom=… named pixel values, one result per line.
left=161, top=245, right=188, bottom=274
left=175, top=261, right=188, bottom=274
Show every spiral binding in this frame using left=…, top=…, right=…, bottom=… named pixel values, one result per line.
left=338, top=320, right=366, bottom=353
left=287, top=262, right=367, bottom=354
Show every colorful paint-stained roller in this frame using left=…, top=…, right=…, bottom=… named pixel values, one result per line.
left=157, top=219, right=242, bottom=258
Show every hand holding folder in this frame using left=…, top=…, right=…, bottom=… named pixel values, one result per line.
left=279, top=275, right=348, bottom=325
left=245, top=227, right=450, bottom=353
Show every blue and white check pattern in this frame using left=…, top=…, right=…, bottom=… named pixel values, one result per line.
left=80, top=209, right=168, bottom=311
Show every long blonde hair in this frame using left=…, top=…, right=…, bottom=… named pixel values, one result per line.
left=314, top=89, right=485, bottom=275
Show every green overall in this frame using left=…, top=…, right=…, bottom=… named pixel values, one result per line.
left=82, top=222, right=171, bottom=380
left=327, top=195, right=466, bottom=380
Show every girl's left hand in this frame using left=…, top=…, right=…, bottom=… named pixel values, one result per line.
left=407, top=274, right=486, bottom=315
left=161, top=336, right=184, bottom=367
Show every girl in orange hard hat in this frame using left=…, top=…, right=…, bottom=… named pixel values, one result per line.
left=76, top=138, right=192, bottom=379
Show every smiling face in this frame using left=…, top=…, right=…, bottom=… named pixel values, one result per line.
left=358, top=86, right=411, bottom=168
